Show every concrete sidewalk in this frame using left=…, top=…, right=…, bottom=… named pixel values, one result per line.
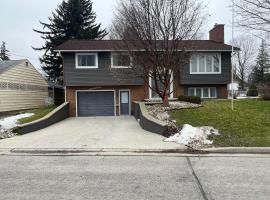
left=0, top=116, right=184, bottom=150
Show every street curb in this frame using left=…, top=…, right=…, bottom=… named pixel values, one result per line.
left=1, top=147, right=270, bottom=156
left=202, top=147, right=270, bottom=154
left=1, top=148, right=203, bottom=155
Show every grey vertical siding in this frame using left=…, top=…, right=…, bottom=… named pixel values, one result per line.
left=179, top=52, right=231, bottom=85
left=62, top=52, right=144, bottom=86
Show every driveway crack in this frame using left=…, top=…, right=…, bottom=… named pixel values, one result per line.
left=186, top=157, right=209, bottom=200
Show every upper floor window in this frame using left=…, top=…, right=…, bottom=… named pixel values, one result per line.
left=111, top=53, right=131, bottom=68
left=190, top=53, right=221, bottom=74
left=76, top=53, right=98, bottom=69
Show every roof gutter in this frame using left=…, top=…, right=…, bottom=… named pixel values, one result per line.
left=54, top=49, right=235, bottom=53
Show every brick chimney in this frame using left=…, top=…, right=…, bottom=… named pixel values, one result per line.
left=209, top=24, right=224, bottom=43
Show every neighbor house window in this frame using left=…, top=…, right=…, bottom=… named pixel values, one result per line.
left=188, top=87, right=217, bottom=98
left=149, top=76, right=174, bottom=99
left=111, top=53, right=131, bottom=68
left=76, top=53, right=98, bottom=68
left=190, top=53, right=221, bottom=74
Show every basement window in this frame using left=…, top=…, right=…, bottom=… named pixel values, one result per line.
left=188, top=87, right=217, bottom=98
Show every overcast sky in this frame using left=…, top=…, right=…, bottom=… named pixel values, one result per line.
left=0, top=0, right=242, bottom=71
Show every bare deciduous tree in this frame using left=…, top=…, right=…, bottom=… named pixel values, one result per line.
left=233, top=35, right=256, bottom=90
left=110, top=0, right=206, bottom=106
left=235, top=0, right=270, bottom=40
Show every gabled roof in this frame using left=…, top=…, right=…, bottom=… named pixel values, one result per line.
left=0, top=60, right=26, bottom=75
left=55, top=39, right=238, bottom=52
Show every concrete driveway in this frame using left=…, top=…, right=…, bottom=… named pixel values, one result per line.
left=0, top=117, right=183, bottom=150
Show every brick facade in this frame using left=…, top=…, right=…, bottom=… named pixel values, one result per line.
left=219, top=84, right=228, bottom=99
left=66, top=85, right=148, bottom=117
left=209, top=24, right=224, bottom=43
left=66, top=82, right=228, bottom=117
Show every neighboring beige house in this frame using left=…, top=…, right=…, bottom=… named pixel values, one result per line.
left=0, top=59, right=48, bottom=112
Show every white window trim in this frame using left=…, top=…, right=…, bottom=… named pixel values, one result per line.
left=190, top=53, right=221, bottom=74
left=188, top=87, right=217, bottom=99
left=111, top=53, right=132, bottom=68
left=148, top=74, right=174, bottom=100
left=75, top=53, right=98, bottom=69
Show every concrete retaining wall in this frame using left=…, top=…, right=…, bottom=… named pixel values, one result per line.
left=134, top=102, right=168, bottom=135
left=15, top=102, right=69, bottom=135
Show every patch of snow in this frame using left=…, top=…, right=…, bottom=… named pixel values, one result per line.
left=164, top=124, right=219, bottom=149
left=236, top=96, right=259, bottom=99
left=0, top=113, right=33, bottom=130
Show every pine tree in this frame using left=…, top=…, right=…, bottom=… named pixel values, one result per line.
left=250, top=40, right=270, bottom=85
left=34, top=0, right=107, bottom=82
left=0, top=41, right=10, bottom=60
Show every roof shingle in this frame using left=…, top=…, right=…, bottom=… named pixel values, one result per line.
left=55, top=39, right=237, bottom=51
left=0, top=60, right=25, bottom=75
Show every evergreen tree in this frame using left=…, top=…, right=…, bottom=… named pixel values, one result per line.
left=250, top=40, right=270, bottom=85
left=0, top=41, right=10, bottom=60
left=34, top=0, right=107, bottom=82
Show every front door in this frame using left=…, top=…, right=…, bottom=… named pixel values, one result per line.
left=120, top=91, right=130, bottom=115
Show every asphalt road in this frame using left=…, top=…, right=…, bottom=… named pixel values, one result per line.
left=0, top=155, right=269, bottom=200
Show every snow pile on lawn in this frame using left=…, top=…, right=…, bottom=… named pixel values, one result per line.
left=0, top=113, right=33, bottom=139
left=165, top=124, right=219, bottom=149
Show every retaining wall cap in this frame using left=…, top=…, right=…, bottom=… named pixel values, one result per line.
left=138, top=102, right=167, bottom=127
left=17, top=102, right=69, bottom=128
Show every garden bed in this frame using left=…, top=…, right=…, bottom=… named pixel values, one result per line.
left=145, top=101, right=219, bottom=149
left=146, top=101, right=201, bottom=122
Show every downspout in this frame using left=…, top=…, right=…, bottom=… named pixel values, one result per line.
left=58, top=50, right=67, bottom=103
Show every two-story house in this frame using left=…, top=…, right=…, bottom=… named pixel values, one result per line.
left=55, top=24, right=233, bottom=117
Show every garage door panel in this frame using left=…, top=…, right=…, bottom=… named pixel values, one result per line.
left=77, top=91, right=115, bottom=116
